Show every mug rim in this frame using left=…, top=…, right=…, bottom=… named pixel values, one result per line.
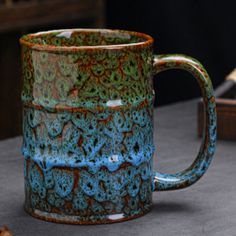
left=19, top=28, right=154, bottom=52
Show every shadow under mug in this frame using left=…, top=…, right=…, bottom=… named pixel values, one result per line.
left=20, top=29, right=216, bottom=224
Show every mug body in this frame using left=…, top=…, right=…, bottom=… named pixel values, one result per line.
left=20, top=29, right=155, bottom=224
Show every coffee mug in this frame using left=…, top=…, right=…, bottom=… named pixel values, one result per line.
left=20, top=29, right=216, bottom=224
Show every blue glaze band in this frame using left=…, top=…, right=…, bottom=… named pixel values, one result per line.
left=22, top=105, right=155, bottom=174
left=152, top=54, right=217, bottom=191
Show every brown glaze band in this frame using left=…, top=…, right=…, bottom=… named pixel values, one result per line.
left=19, top=29, right=154, bottom=52
left=24, top=205, right=151, bottom=225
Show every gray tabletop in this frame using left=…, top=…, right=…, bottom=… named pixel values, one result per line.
left=1, top=100, right=236, bottom=236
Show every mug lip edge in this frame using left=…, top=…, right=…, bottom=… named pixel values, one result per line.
left=19, top=28, right=154, bottom=52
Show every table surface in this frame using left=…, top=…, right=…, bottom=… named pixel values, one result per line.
left=1, top=100, right=236, bottom=236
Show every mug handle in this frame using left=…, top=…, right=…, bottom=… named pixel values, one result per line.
left=152, top=54, right=217, bottom=191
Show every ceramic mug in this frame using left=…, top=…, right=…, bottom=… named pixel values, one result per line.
left=20, top=29, right=216, bottom=224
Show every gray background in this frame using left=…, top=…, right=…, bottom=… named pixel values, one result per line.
left=1, top=100, right=236, bottom=236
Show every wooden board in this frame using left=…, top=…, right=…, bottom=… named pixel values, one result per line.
left=0, top=0, right=105, bottom=140
left=0, top=0, right=105, bottom=32
left=198, top=69, right=236, bottom=141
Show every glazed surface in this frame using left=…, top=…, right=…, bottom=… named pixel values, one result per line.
left=152, top=55, right=216, bottom=190
left=23, top=106, right=154, bottom=223
left=21, top=29, right=217, bottom=224
left=21, top=29, right=155, bottom=223
left=21, top=40, right=154, bottom=109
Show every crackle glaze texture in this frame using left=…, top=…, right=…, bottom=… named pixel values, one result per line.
left=21, top=30, right=155, bottom=224
left=20, top=29, right=216, bottom=224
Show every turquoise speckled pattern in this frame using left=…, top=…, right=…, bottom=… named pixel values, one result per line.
left=20, top=29, right=216, bottom=224
left=22, top=105, right=154, bottom=223
left=22, top=106, right=154, bottom=173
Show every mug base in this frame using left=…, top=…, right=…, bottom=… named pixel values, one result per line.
left=24, top=204, right=151, bottom=225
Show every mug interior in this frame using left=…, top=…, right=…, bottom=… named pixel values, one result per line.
left=20, top=29, right=153, bottom=49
